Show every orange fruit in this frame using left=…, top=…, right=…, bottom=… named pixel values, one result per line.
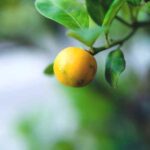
left=53, top=47, right=97, bottom=87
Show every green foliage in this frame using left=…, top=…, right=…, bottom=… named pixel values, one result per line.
left=67, top=86, right=114, bottom=124
left=85, top=0, right=105, bottom=25
left=105, top=49, right=126, bottom=88
left=0, top=0, right=20, bottom=9
left=67, top=26, right=103, bottom=47
left=16, top=81, right=150, bottom=150
left=35, top=0, right=89, bottom=29
left=44, top=63, right=54, bottom=75
left=17, top=117, right=43, bottom=150
left=0, top=0, right=47, bottom=41
left=35, top=0, right=150, bottom=87
left=102, top=0, right=125, bottom=28
left=143, top=1, right=150, bottom=13
left=52, top=140, right=74, bottom=150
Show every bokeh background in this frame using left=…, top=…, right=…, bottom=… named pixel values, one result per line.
left=0, top=0, right=150, bottom=150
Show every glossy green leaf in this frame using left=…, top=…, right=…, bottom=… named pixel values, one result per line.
left=102, top=0, right=125, bottom=28
left=35, top=0, right=89, bottom=29
left=67, top=26, right=104, bottom=47
left=105, top=49, right=126, bottom=88
left=44, top=63, right=54, bottom=75
left=85, top=0, right=114, bottom=25
left=85, top=0, right=104, bottom=25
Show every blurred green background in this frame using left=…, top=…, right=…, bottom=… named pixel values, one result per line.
left=0, top=0, right=150, bottom=150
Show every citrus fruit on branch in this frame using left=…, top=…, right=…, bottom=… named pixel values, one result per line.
left=54, top=47, right=97, bottom=87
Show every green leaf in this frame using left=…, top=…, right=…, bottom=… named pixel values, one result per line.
left=44, top=63, right=54, bottom=75
left=102, top=0, right=125, bottom=28
left=85, top=0, right=114, bottom=25
left=85, top=0, right=104, bottom=25
left=127, top=0, right=142, bottom=6
left=67, top=26, right=104, bottom=47
left=105, top=49, right=126, bottom=88
left=35, top=0, right=89, bottom=29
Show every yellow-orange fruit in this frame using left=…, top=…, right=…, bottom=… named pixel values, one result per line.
left=54, top=47, right=97, bottom=87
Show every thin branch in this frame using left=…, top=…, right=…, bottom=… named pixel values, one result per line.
left=133, top=21, right=150, bottom=28
left=93, top=28, right=137, bottom=55
left=92, top=20, right=150, bottom=55
left=116, top=16, right=132, bottom=28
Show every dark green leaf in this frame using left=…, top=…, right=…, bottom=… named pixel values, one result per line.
left=67, top=26, right=104, bottom=47
left=35, top=0, right=89, bottom=29
left=85, top=0, right=104, bottom=25
left=105, top=49, right=126, bottom=88
left=44, top=63, right=54, bottom=75
left=85, top=0, right=114, bottom=25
